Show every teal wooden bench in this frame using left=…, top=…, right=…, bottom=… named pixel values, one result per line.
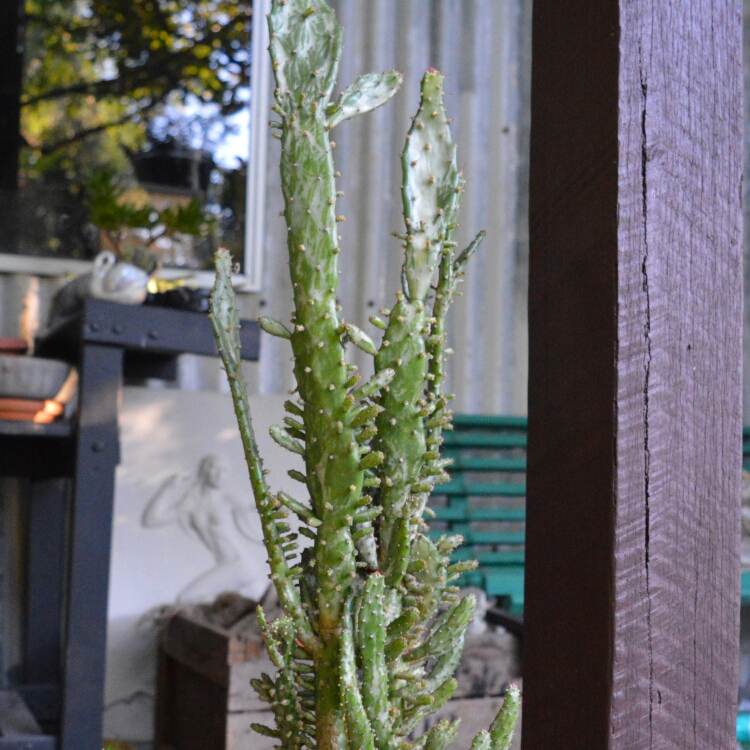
left=426, top=414, right=528, bottom=613
left=426, top=419, right=750, bottom=614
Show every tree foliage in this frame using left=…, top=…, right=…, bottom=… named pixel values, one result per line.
left=21, top=0, right=252, bottom=160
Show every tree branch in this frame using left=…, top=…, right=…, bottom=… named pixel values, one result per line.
left=36, top=100, right=160, bottom=155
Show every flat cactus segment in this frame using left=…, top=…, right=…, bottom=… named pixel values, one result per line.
left=268, top=0, right=343, bottom=102
left=353, top=522, right=378, bottom=568
left=405, top=535, right=447, bottom=621
left=374, top=297, right=428, bottom=555
left=424, top=632, right=465, bottom=692
left=383, top=517, right=410, bottom=588
left=268, top=617, right=305, bottom=750
left=351, top=368, right=395, bottom=400
left=328, top=70, right=404, bottom=128
left=250, top=722, right=281, bottom=739
left=277, top=491, right=322, bottom=526
left=401, top=70, right=462, bottom=301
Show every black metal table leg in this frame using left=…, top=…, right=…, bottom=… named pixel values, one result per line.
left=58, top=344, right=121, bottom=750
left=22, top=478, right=68, bottom=731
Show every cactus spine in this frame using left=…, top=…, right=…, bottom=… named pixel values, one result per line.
left=210, top=2, right=520, bottom=749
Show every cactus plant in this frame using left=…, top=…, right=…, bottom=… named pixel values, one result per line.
left=209, top=2, right=520, bottom=749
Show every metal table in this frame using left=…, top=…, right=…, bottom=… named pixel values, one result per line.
left=0, top=299, right=259, bottom=749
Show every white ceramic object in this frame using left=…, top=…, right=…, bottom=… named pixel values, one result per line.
left=89, top=251, right=150, bottom=305
left=0, top=355, right=70, bottom=400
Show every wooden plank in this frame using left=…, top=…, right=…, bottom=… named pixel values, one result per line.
left=160, top=615, right=233, bottom=689
left=524, top=1, right=742, bottom=748
left=0, top=434, right=74, bottom=479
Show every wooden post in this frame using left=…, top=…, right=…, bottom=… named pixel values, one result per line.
left=523, top=2, right=743, bottom=748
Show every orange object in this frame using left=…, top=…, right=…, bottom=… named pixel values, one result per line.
left=33, top=400, right=65, bottom=423
left=0, top=397, right=64, bottom=423
left=0, top=338, right=28, bottom=355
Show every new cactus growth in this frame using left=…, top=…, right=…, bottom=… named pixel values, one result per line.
left=210, top=2, right=520, bottom=748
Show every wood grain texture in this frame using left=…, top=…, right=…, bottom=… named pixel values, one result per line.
left=613, top=2, right=743, bottom=747
left=523, top=1, right=742, bottom=748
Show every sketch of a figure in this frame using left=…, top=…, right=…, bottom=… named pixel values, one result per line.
left=142, top=454, right=265, bottom=602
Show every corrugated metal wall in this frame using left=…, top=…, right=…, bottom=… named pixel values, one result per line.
left=258, top=0, right=532, bottom=415
left=0, top=0, right=532, bottom=415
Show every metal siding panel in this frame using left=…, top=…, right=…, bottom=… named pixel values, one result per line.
left=255, top=0, right=529, bottom=414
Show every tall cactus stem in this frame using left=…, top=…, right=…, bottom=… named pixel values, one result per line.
left=209, top=2, right=518, bottom=748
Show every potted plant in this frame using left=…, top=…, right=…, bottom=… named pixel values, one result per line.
left=87, top=168, right=212, bottom=271
left=210, top=2, right=520, bottom=748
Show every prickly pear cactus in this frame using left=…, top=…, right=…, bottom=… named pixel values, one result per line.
left=209, top=2, right=520, bottom=749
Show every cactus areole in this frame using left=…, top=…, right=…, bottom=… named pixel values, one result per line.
left=209, top=2, right=520, bottom=749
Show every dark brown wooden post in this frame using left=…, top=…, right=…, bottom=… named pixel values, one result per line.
left=523, top=2, right=743, bottom=748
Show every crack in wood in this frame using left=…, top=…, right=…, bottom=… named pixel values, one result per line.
left=638, top=43, right=654, bottom=747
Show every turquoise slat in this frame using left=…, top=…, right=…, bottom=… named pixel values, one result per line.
left=738, top=713, right=750, bottom=743
left=439, top=481, right=526, bottom=497
left=452, top=414, right=528, bottom=430
left=450, top=456, right=527, bottom=472
left=432, top=507, right=526, bottom=522
left=473, top=550, right=525, bottom=565
left=465, top=530, right=525, bottom=546
left=425, top=529, right=525, bottom=546
left=484, top=567, right=525, bottom=611
left=443, top=433, right=527, bottom=449
left=742, top=571, right=750, bottom=601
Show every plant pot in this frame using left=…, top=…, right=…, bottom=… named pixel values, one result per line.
left=0, top=356, right=70, bottom=400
